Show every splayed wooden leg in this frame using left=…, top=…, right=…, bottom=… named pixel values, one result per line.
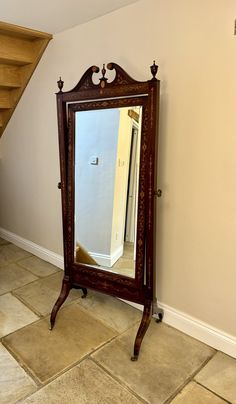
left=50, top=277, right=71, bottom=330
left=131, top=299, right=152, bottom=361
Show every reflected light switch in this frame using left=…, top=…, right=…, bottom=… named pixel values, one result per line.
left=89, top=156, right=99, bottom=165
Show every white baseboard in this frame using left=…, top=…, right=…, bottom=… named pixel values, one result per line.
left=158, top=302, right=236, bottom=358
left=124, top=300, right=236, bottom=359
left=1, top=227, right=236, bottom=358
left=89, top=245, right=123, bottom=267
left=89, top=251, right=112, bottom=267
left=0, top=227, right=64, bottom=269
left=110, top=245, right=124, bottom=266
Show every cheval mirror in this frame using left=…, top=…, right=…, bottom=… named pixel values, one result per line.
left=50, top=62, right=162, bottom=360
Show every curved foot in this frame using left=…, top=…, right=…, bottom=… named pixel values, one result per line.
left=50, top=277, right=71, bottom=330
left=73, top=285, right=88, bottom=298
left=81, top=288, right=87, bottom=298
left=152, top=307, right=164, bottom=323
left=131, top=300, right=152, bottom=361
left=156, top=312, right=163, bottom=323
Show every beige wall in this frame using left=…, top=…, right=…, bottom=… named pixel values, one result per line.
left=74, top=108, right=120, bottom=261
left=0, top=0, right=236, bottom=337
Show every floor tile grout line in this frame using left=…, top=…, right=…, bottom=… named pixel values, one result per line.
left=0, top=314, right=43, bottom=342
left=194, top=380, right=231, bottom=403
left=1, top=278, right=141, bottom=337
left=0, top=260, right=62, bottom=297
left=0, top=297, right=81, bottom=342
left=11, top=289, right=84, bottom=319
left=1, top=242, right=233, bottom=403
left=0, top=286, right=83, bottom=324
left=13, top=388, right=38, bottom=403
left=75, top=297, right=142, bottom=336
left=1, top=317, right=229, bottom=404
left=0, top=241, right=61, bottom=276
left=11, top=263, right=61, bottom=288
left=2, top=300, right=220, bottom=404
left=16, top=259, right=61, bottom=279
left=90, top=356, right=148, bottom=404
left=1, top=334, right=90, bottom=389
left=1, top=245, right=141, bottom=332
left=0, top=271, right=55, bottom=293
left=0, top=247, right=33, bottom=267
left=0, top=286, right=37, bottom=301
left=1, top=318, right=122, bottom=390
left=13, top=261, right=42, bottom=278
left=10, top=291, right=45, bottom=318
left=16, top=348, right=146, bottom=404
left=29, top=309, right=144, bottom=387
left=1, top=292, right=130, bottom=343
left=0, top=340, right=43, bottom=388
left=70, top=299, right=122, bottom=335
left=0, top=266, right=77, bottom=318
left=4, top=267, right=218, bottom=403
left=163, top=350, right=218, bottom=404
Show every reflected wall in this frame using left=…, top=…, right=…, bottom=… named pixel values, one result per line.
left=74, top=105, right=142, bottom=278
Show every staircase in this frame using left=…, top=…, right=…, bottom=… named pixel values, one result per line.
left=0, top=22, right=52, bottom=137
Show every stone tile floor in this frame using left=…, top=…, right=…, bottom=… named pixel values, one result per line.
left=0, top=237, right=235, bottom=403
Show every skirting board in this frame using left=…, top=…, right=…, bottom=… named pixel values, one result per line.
left=0, top=226, right=236, bottom=359
left=89, top=245, right=123, bottom=268
left=0, top=227, right=64, bottom=269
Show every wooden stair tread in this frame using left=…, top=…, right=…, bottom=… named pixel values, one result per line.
left=0, top=34, right=35, bottom=65
left=0, top=22, right=52, bottom=136
left=0, top=21, right=52, bottom=40
left=0, top=83, right=21, bottom=89
left=0, top=65, right=21, bottom=86
left=0, top=90, right=12, bottom=109
left=0, top=57, right=32, bottom=66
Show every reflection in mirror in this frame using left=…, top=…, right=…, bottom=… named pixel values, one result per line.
left=74, top=105, right=142, bottom=278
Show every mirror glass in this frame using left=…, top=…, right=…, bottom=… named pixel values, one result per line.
left=74, top=105, right=142, bottom=278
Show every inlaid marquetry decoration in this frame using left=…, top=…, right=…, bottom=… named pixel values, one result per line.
left=51, top=61, right=162, bottom=361
left=0, top=21, right=52, bottom=137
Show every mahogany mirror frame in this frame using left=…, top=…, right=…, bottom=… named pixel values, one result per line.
left=50, top=62, right=162, bottom=360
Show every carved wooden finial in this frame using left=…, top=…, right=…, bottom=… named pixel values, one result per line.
left=101, top=64, right=106, bottom=78
left=57, top=77, right=64, bottom=93
left=99, top=64, right=108, bottom=88
left=150, top=61, right=158, bottom=80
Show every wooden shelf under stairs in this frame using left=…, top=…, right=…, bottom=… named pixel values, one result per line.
left=0, top=21, right=52, bottom=137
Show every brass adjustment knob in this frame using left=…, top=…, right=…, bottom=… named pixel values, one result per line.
left=154, top=189, right=162, bottom=197
left=58, top=182, right=62, bottom=189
